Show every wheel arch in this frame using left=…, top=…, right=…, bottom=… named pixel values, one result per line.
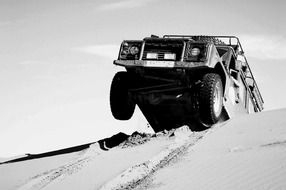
left=213, top=62, right=231, bottom=121
left=213, top=62, right=227, bottom=94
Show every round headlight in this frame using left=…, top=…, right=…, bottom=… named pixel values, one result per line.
left=129, top=46, right=139, bottom=55
left=190, top=48, right=200, bottom=56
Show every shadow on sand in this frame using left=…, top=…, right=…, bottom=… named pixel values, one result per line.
left=0, top=132, right=129, bottom=165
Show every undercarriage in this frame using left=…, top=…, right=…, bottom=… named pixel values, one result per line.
left=110, top=69, right=223, bottom=132
left=130, top=74, right=201, bottom=132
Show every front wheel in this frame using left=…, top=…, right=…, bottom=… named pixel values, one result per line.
left=110, top=72, right=135, bottom=120
left=199, top=73, right=223, bottom=125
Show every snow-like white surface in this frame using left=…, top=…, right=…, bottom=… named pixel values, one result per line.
left=100, top=126, right=205, bottom=190
left=1, top=108, right=286, bottom=190
left=147, top=109, right=286, bottom=190
left=0, top=134, right=174, bottom=190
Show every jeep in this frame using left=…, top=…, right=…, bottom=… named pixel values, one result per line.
left=110, top=35, right=264, bottom=132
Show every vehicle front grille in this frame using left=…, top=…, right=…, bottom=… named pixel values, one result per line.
left=142, top=41, right=184, bottom=61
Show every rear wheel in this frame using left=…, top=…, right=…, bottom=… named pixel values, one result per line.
left=110, top=72, right=135, bottom=120
left=199, top=73, right=223, bottom=124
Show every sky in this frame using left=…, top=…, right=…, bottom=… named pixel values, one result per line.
left=0, top=0, right=285, bottom=157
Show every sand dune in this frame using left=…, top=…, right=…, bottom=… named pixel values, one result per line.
left=1, top=109, right=286, bottom=190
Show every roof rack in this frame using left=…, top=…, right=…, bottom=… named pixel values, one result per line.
left=163, top=35, right=264, bottom=110
left=164, top=35, right=244, bottom=51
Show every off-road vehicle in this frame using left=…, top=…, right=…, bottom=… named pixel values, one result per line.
left=110, top=35, right=264, bottom=132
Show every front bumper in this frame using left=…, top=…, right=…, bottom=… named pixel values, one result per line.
left=114, top=60, right=206, bottom=69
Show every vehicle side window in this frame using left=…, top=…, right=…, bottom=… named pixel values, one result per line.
left=217, top=48, right=228, bottom=57
left=217, top=47, right=229, bottom=69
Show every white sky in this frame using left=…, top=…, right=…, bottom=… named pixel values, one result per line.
left=0, top=0, right=285, bottom=157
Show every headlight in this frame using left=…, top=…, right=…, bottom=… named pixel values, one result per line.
left=119, top=41, right=142, bottom=60
left=184, top=43, right=207, bottom=62
left=129, top=46, right=139, bottom=55
left=190, top=48, right=200, bottom=56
